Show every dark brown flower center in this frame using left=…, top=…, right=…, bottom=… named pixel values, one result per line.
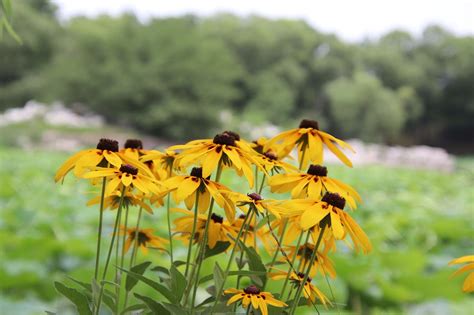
left=239, top=214, right=247, bottom=219
left=296, top=272, right=312, bottom=283
left=130, top=231, right=151, bottom=246
left=322, top=192, right=345, bottom=209
left=97, top=138, right=119, bottom=152
left=213, top=133, right=236, bottom=146
left=210, top=213, right=223, bottom=224
left=299, top=119, right=319, bottom=130
left=252, top=140, right=264, bottom=154
left=247, top=192, right=262, bottom=201
left=243, top=285, right=261, bottom=295
left=264, top=151, right=278, bottom=160
left=120, top=164, right=138, bottom=175
left=297, top=244, right=315, bottom=261
left=307, top=164, right=328, bottom=176
left=124, top=139, right=143, bottom=149
left=223, top=130, right=240, bottom=141
left=190, top=167, right=203, bottom=178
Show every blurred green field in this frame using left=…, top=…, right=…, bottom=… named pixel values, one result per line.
left=0, top=148, right=473, bottom=314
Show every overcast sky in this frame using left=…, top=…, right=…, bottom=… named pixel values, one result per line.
left=52, top=0, right=473, bottom=41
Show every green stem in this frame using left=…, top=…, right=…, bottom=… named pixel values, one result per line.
left=280, top=231, right=304, bottom=298
left=264, top=218, right=289, bottom=290
left=94, top=177, right=107, bottom=281
left=209, top=213, right=251, bottom=313
left=289, top=224, right=327, bottom=315
left=235, top=212, right=254, bottom=290
left=94, top=186, right=126, bottom=315
left=116, top=205, right=130, bottom=313
left=123, top=206, right=143, bottom=311
left=184, top=193, right=200, bottom=279
left=166, top=194, right=174, bottom=263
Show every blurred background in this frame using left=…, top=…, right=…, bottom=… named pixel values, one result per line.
left=0, top=0, right=473, bottom=314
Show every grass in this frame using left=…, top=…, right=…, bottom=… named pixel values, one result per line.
left=0, top=147, right=473, bottom=314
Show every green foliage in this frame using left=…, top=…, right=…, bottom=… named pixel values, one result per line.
left=0, top=2, right=472, bottom=149
left=324, top=72, right=406, bottom=142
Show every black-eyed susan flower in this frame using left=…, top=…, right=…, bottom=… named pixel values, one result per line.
left=169, top=132, right=264, bottom=187
left=87, top=191, right=153, bottom=214
left=265, top=119, right=355, bottom=168
left=173, top=209, right=234, bottom=249
left=83, top=164, right=161, bottom=196
left=270, top=271, right=331, bottom=307
left=285, top=244, right=336, bottom=278
left=221, top=191, right=285, bottom=220
left=224, top=285, right=286, bottom=315
left=55, top=138, right=122, bottom=182
left=141, top=149, right=180, bottom=180
left=162, top=167, right=234, bottom=218
left=449, top=255, right=474, bottom=292
left=288, top=193, right=372, bottom=254
left=255, top=150, right=298, bottom=174
left=268, top=164, right=361, bottom=209
left=120, top=227, right=168, bottom=254
left=120, top=139, right=148, bottom=160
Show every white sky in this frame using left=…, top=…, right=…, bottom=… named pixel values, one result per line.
left=52, top=0, right=474, bottom=41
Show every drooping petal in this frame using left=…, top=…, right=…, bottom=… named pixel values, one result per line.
left=330, top=209, right=344, bottom=239
left=300, top=206, right=329, bottom=230
left=103, top=151, right=122, bottom=168
left=176, top=178, right=200, bottom=202
left=322, top=136, right=353, bottom=167
left=54, top=150, right=88, bottom=182
left=121, top=173, right=133, bottom=186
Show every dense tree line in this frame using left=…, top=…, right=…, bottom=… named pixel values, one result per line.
left=1, top=1, right=473, bottom=151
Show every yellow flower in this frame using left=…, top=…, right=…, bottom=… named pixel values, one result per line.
left=289, top=192, right=372, bottom=254
left=221, top=191, right=285, bottom=220
left=55, top=138, right=122, bottom=182
left=285, top=244, right=336, bottom=278
left=86, top=191, right=153, bottom=214
left=268, top=164, right=361, bottom=209
left=120, top=227, right=168, bottom=254
left=270, top=270, right=331, bottom=307
left=173, top=208, right=234, bottom=249
left=83, top=164, right=161, bottom=196
left=265, top=119, right=355, bottom=168
left=169, top=131, right=264, bottom=187
left=119, top=139, right=148, bottom=160
left=162, top=167, right=234, bottom=218
left=449, top=255, right=474, bottom=292
left=255, top=150, right=298, bottom=174
left=141, top=149, right=180, bottom=180
left=224, top=285, right=286, bottom=315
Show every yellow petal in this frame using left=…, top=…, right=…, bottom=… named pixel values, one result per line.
left=176, top=178, right=200, bottom=202
left=330, top=209, right=344, bottom=239
left=54, top=150, right=88, bottom=182
left=449, top=255, right=474, bottom=265
left=322, top=136, right=353, bottom=167
left=307, top=132, right=324, bottom=164
left=258, top=298, right=268, bottom=315
left=300, top=206, right=329, bottom=230
left=227, top=294, right=244, bottom=306
left=121, top=173, right=133, bottom=186
left=202, top=148, right=221, bottom=178
left=103, top=151, right=122, bottom=168
left=463, top=272, right=474, bottom=292
left=307, top=177, right=323, bottom=198
left=224, top=146, right=242, bottom=170
left=105, top=177, right=122, bottom=196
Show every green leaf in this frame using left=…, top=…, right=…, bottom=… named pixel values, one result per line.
left=54, top=282, right=92, bottom=315
left=213, top=262, right=224, bottom=298
left=120, top=304, right=146, bottom=315
left=134, top=293, right=171, bottom=315
left=91, top=279, right=100, bottom=306
left=126, top=261, right=152, bottom=292
left=1, top=17, right=21, bottom=44
left=170, top=264, right=187, bottom=301
left=65, top=277, right=115, bottom=312
left=2, top=0, right=12, bottom=17
left=173, top=260, right=187, bottom=267
left=204, top=241, right=230, bottom=259
left=199, top=270, right=266, bottom=284
left=241, top=243, right=267, bottom=287
left=162, top=302, right=188, bottom=314
left=66, top=277, right=91, bottom=292
left=119, top=267, right=176, bottom=303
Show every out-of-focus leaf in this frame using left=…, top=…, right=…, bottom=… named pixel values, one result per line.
left=204, top=242, right=230, bottom=259
left=125, top=261, right=152, bottom=292
left=134, top=293, right=170, bottom=315
left=170, top=264, right=186, bottom=301
left=54, top=282, right=92, bottom=315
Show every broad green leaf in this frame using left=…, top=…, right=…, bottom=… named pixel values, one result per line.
left=54, top=282, right=92, bottom=315
left=241, top=243, right=267, bottom=287
left=126, top=261, right=152, bottom=292
left=119, top=267, right=176, bottom=303
left=134, top=293, right=170, bottom=315
left=204, top=241, right=230, bottom=259
left=213, top=262, right=224, bottom=298
left=170, top=264, right=187, bottom=301
left=120, top=304, right=146, bottom=315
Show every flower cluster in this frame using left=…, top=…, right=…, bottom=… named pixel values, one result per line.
left=53, top=120, right=372, bottom=315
